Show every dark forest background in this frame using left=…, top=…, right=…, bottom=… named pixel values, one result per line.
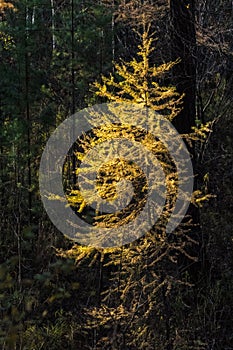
left=0, top=0, right=233, bottom=349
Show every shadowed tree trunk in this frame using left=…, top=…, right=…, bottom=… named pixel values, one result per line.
left=169, top=0, right=206, bottom=285
left=169, top=0, right=198, bottom=209
left=170, top=0, right=196, bottom=135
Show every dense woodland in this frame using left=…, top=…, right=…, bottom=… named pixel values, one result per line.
left=0, top=0, right=233, bottom=349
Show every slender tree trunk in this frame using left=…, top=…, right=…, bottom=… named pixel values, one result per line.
left=25, top=4, right=32, bottom=221
left=71, top=0, right=77, bottom=185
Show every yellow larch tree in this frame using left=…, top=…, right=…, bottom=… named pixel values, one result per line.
left=94, top=26, right=184, bottom=121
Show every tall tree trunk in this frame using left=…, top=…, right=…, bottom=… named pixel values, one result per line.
left=170, top=0, right=196, bottom=135
left=169, top=0, right=206, bottom=282
left=25, top=3, right=32, bottom=221
left=169, top=0, right=198, bottom=197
